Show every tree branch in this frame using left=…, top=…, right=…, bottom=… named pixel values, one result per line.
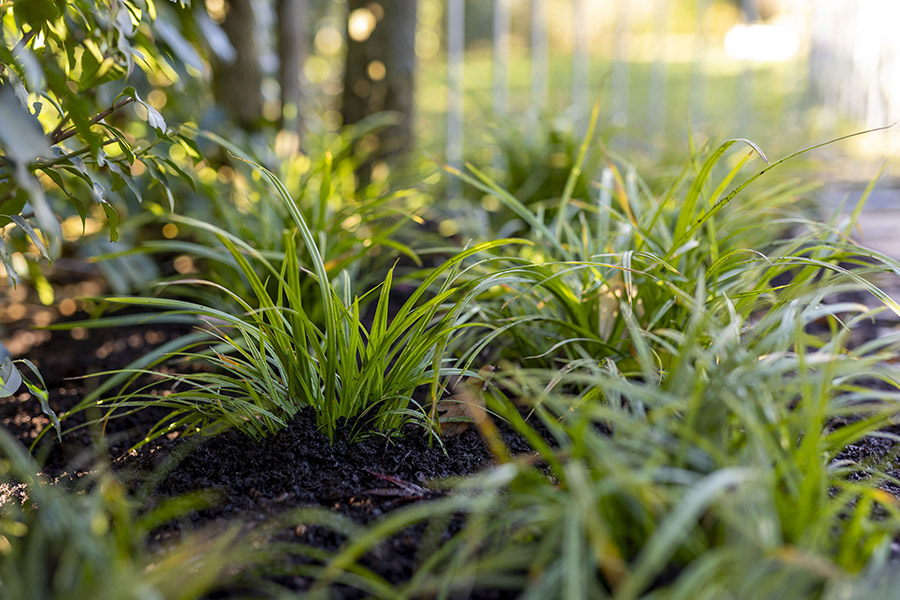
left=49, top=96, right=135, bottom=145
left=0, top=29, right=37, bottom=75
left=34, top=137, right=122, bottom=170
left=13, top=29, right=37, bottom=54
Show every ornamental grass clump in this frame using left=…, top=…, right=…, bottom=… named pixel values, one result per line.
left=454, top=119, right=897, bottom=374
left=292, top=272, right=900, bottom=598
left=233, top=127, right=900, bottom=597
left=58, top=160, right=522, bottom=444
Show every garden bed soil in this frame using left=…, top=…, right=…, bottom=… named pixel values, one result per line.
left=0, top=308, right=536, bottom=597
left=3, top=273, right=900, bottom=597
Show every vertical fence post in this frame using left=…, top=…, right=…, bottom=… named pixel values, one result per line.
left=888, top=0, right=900, bottom=152
left=531, top=0, right=548, bottom=115
left=836, top=1, right=854, bottom=117
left=857, top=0, right=883, bottom=130
left=735, top=0, right=757, bottom=132
left=572, top=0, right=589, bottom=133
left=789, top=0, right=809, bottom=132
left=493, top=0, right=510, bottom=116
left=690, top=0, right=709, bottom=127
left=611, top=0, right=630, bottom=129
left=447, top=0, right=465, bottom=200
left=646, top=0, right=668, bottom=140
left=806, top=0, right=833, bottom=134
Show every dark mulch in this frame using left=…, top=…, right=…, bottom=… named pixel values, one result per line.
left=0, top=313, right=194, bottom=473
left=128, top=406, right=532, bottom=598
left=137, top=409, right=529, bottom=523
left=3, top=278, right=899, bottom=598
left=1, top=312, right=534, bottom=598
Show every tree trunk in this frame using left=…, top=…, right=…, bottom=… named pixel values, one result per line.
left=212, top=0, right=263, bottom=130
left=341, top=0, right=418, bottom=160
left=277, top=0, right=308, bottom=137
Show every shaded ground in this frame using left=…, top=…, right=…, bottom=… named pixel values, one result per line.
left=0, top=308, right=534, bottom=597
left=2, top=254, right=900, bottom=597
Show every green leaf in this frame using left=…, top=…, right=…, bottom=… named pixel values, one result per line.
left=99, top=122, right=136, bottom=164
left=0, top=189, right=28, bottom=227
left=8, top=214, right=50, bottom=259
left=106, top=161, right=143, bottom=203
left=12, top=0, right=61, bottom=30
left=672, top=138, right=768, bottom=247
left=102, top=201, right=120, bottom=242
left=174, top=132, right=203, bottom=164
left=17, top=170, right=61, bottom=258
left=121, top=86, right=167, bottom=131
left=0, top=243, right=19, bottom=287
left=144, top=101, right=167, bottom=131
left=17, top=358, right=60, bottom=442
left=0, top=357, right=23, bottom=397
left=160, top=157, right=197, bottom=191
left=671, top=126, right=894, bottom=254
left=0, top=86, right=48, bottom=164
left=41, top=167, right=88, bottom=225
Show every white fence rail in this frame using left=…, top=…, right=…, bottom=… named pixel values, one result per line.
left=809, top=0, right=900, bottom=139
left=441, top=0, right=899, bottom=166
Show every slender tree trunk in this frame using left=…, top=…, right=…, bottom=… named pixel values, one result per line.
left=212, top=0, right=262, bottom=130
left=342, top=0, right=418, bottom=160
left=341, top=0, right=372, bottom=128
left=381, top=0, right=417, bottom=154
left=277, top=0, right=307, bottom=137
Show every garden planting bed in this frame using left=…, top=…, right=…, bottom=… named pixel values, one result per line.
left=3, top=123, right=900, bottom=598
left=0, top=300, right=538, bottom=597
left=4, top=160, right=900, bottom=600
left=4, top=273, right=900, bottom=598
left=8, top=4, right=900, bottom=597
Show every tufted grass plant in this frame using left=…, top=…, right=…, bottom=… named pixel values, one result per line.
left=55, top=161, right=524, bottom=444
left=94, top=120, right=425, bottom=318
left=450, top=119, right=898, bottom=371
left=284, top=271, right=900, bottom=599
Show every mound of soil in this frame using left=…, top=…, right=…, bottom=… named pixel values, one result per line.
left=2, top=273, right=898, bottom=597
left=0, top=309, right=535, bottom=597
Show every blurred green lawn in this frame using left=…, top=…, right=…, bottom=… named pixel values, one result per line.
left=418, top=51, right=807, bottom=148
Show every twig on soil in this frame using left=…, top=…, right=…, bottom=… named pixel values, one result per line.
left=362, top=468, right=436, bottom=500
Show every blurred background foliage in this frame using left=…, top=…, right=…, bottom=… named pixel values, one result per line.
left=2, top=2, right=900, bottom=597
left=0, top=0, right=895, bottom=368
